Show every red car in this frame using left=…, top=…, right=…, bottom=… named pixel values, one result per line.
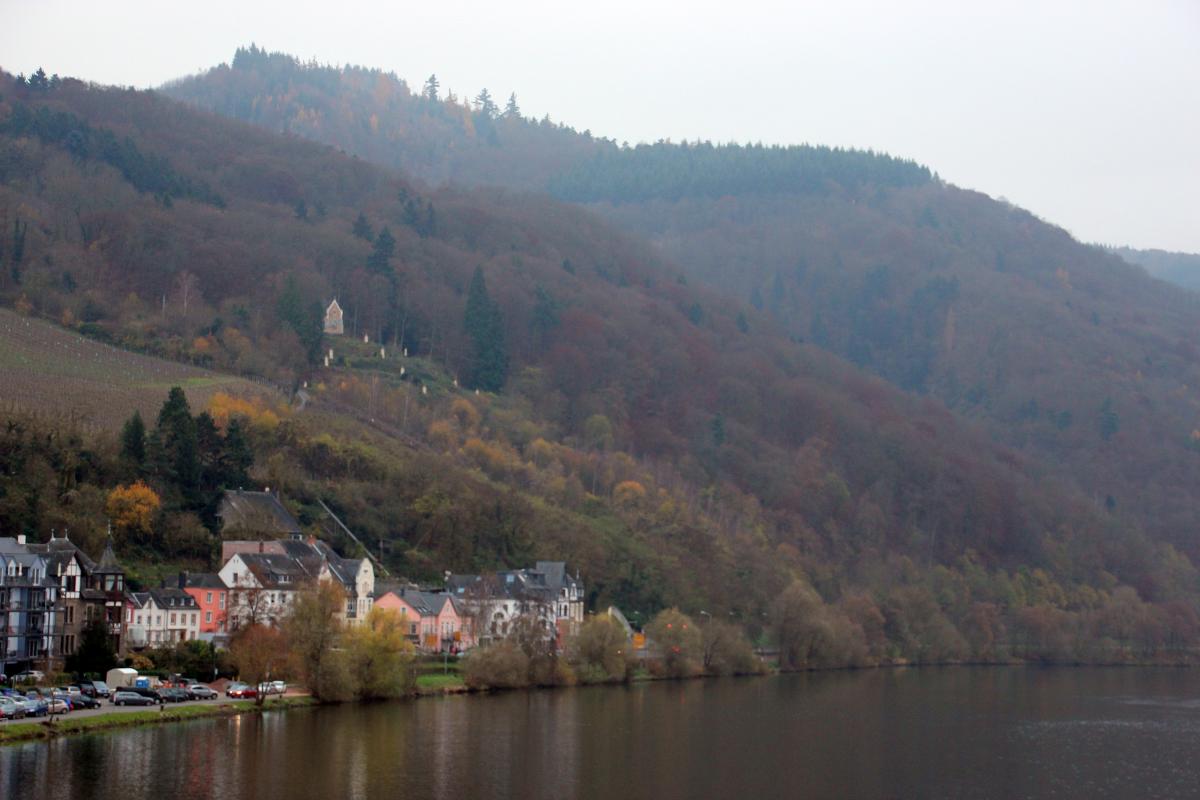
left=225, top=682, right=258, bottom=699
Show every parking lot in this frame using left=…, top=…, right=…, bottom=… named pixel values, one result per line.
left=0, top=694, right=241, bottom=724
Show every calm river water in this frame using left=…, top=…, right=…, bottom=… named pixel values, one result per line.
left=4, top=667, right=1200, bottom=799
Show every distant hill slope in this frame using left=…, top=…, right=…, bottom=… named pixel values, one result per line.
left=4, top=59, right=1200, bottom=660
left=1113, top=247, right=1200, bottom=293
left=161, top=48, right=1200, bottom=564
left=0, top=308, right=267, bottom=427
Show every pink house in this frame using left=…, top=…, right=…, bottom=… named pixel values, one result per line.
left=374, top=587, right=470, bottom=652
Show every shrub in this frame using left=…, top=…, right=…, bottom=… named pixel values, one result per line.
left=463, top=641, right=530, bottom=689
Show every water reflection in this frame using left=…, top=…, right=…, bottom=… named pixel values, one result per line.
left=5, top=668, right=1200, bottom=799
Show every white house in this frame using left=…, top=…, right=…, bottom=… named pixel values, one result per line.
left=125, top=589, right=201, bottom=648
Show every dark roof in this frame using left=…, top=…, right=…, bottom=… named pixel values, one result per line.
left=378, top=586, right=457, bottom=616
left=96, top=540, right=123, bottom=573
left=28, top=537, right=97, bottom=571
left=218, top=490, right=302, bottom=536
left=446, top=562, right=581, bottom=602
left=235, top=552, right=321, bottom=589
left=131, top=588, right=199, bottom=610
left=182, top=573, right=225, bottom=589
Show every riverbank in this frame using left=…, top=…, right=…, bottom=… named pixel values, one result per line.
left=0, top=696, right=319, bottom=745
left=7, top=658, right=1193, bottom=747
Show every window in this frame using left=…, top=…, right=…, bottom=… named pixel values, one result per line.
left=191, top=613, right=197, bottom=625
left=170, top=613, right=176, bottom=625
left=65, top=606, right=74, bottom=624
left=219, top=594, right=226, bottom=610
left=206, top=592, right=213, bottom=604
left=205, top=611, right=212, bottom=624
left=136, top=614, right=142, bottom=626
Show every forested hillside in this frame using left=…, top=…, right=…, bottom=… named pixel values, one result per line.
left=1114, top=247, right=1200, bottom=293
left=2, top=61, right=1199, bottom=661
left=162, top=48, right=1200, bottom=568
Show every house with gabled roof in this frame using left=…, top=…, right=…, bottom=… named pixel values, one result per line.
left=219, top=535, right=374, bottom=629
left=447, top=561, right=584, bottom=649
left=374, top=583, right=468, bottom=652
left=217, top=489, right=303, bottom=539
left=324, top=299, right=344, bottom=335
left=29, top=533, right=127, bottom=658
left=178, top=572, right=228, bottom=636
left=0, top=535, right=60, bottom=674
left=125, top=588, right=200, bottom=648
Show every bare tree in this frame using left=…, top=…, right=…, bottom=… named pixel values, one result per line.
left=175, top=270, right=201, bottom=316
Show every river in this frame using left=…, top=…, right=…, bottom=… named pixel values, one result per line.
left=4, top=667, right=1200, bottom=799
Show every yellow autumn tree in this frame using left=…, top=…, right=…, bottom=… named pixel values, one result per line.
left=105, top=481, right=160, bottom=544
left=613, top=480, right=647, bottom=508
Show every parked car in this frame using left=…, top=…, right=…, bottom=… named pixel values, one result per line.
left=21, top=694, right=49, bottom=717
left=72, top=694, right=102, bottom=710
left=188, top=685, right=218, bottom=700
left=0, top=697, right=26, bottom=720
left=225, top=682, right=257, bottom=699
left=11, top=671, right=44, bottom=684
left=112, top=691, right=157, bottom=707
left=119, top=686, right=164, bottom=705
left=79, top=680, right=111, bottom=698
left=270, top=680, right=287, bottom=694
left=160, top=688, right=189, bottom=703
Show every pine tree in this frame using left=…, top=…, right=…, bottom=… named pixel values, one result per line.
left=65, top=617, right=117, bottom=676
left=423, top=74, right=440, bottom=102
left=352, top=212, right=373, bottom=241
left=120, top=411, right=147, bottom=475
left=276, top=274, right=324, bottom=364
left=464, top=266, right=508, bottom=392
left=222, top=418, right=254, bottom=489
left=153, top=387, right=201, bottom=508
left=474, top=88, right=497, bottom=118
left=367, top=227, right=396, bottom=273
left=504, top=93, right=521, bottom=118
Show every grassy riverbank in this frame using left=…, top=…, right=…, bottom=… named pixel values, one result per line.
left=0, top=697, right=319, bottom=745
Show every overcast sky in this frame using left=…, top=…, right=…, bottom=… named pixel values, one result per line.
left=3, top=0, right=1197, bottom=251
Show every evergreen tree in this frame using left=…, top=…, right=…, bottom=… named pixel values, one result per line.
left=367, top=227, right=396, bottom=274
left=65, top=617, right=117, bottom=676
left=1099, top=397, right=1120, bottom=441
left=276, top=274, right=324, bottom=364
left=474, top=88, right=497, bottom=118
left=530, top=286, right=560, bottom=346
left=504, top=93, right=521, bottom=118
left=222, top=418, right=254, bottom=489
left=352, top=212, right=373, bottom=241
left=294, top=199, right=308, bottom=220
left=119, top=411, right=147, bottom=475
left=464, top=266, right=508, bottom=392
left=153, top=387, right=201, bottom=508
left=712, top=414, right=726, bottom=446
left=423, top=74, right=440, bottom=102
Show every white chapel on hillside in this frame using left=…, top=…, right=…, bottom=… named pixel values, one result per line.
left=324, top=299, right=344, bottom=335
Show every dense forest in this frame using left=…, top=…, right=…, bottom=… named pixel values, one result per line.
left=162, top=48, right=1200, bottom=568
left=1, top=56, right=1198, bottom=662
left=1113, top=247, right=1200, bottom=293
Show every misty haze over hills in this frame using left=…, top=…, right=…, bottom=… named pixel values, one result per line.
left=4, top=46, right=1200, bottom=664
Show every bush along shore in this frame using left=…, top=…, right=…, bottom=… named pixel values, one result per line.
left=9, top=579, right=1194, bottom=747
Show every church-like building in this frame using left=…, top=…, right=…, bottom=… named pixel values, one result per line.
left=324, top=299, right=344, bottom=335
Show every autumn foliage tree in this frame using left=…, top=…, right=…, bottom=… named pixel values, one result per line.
left=646, top=608, right=701, bottom=678
left=105, top=481, right=160, bottom=546
left=229, top=624, right=288, bottom=706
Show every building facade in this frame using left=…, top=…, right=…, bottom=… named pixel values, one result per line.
left=0, top=536, right=60, bottom=674
left=126, top=589, right=201, bottom=648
